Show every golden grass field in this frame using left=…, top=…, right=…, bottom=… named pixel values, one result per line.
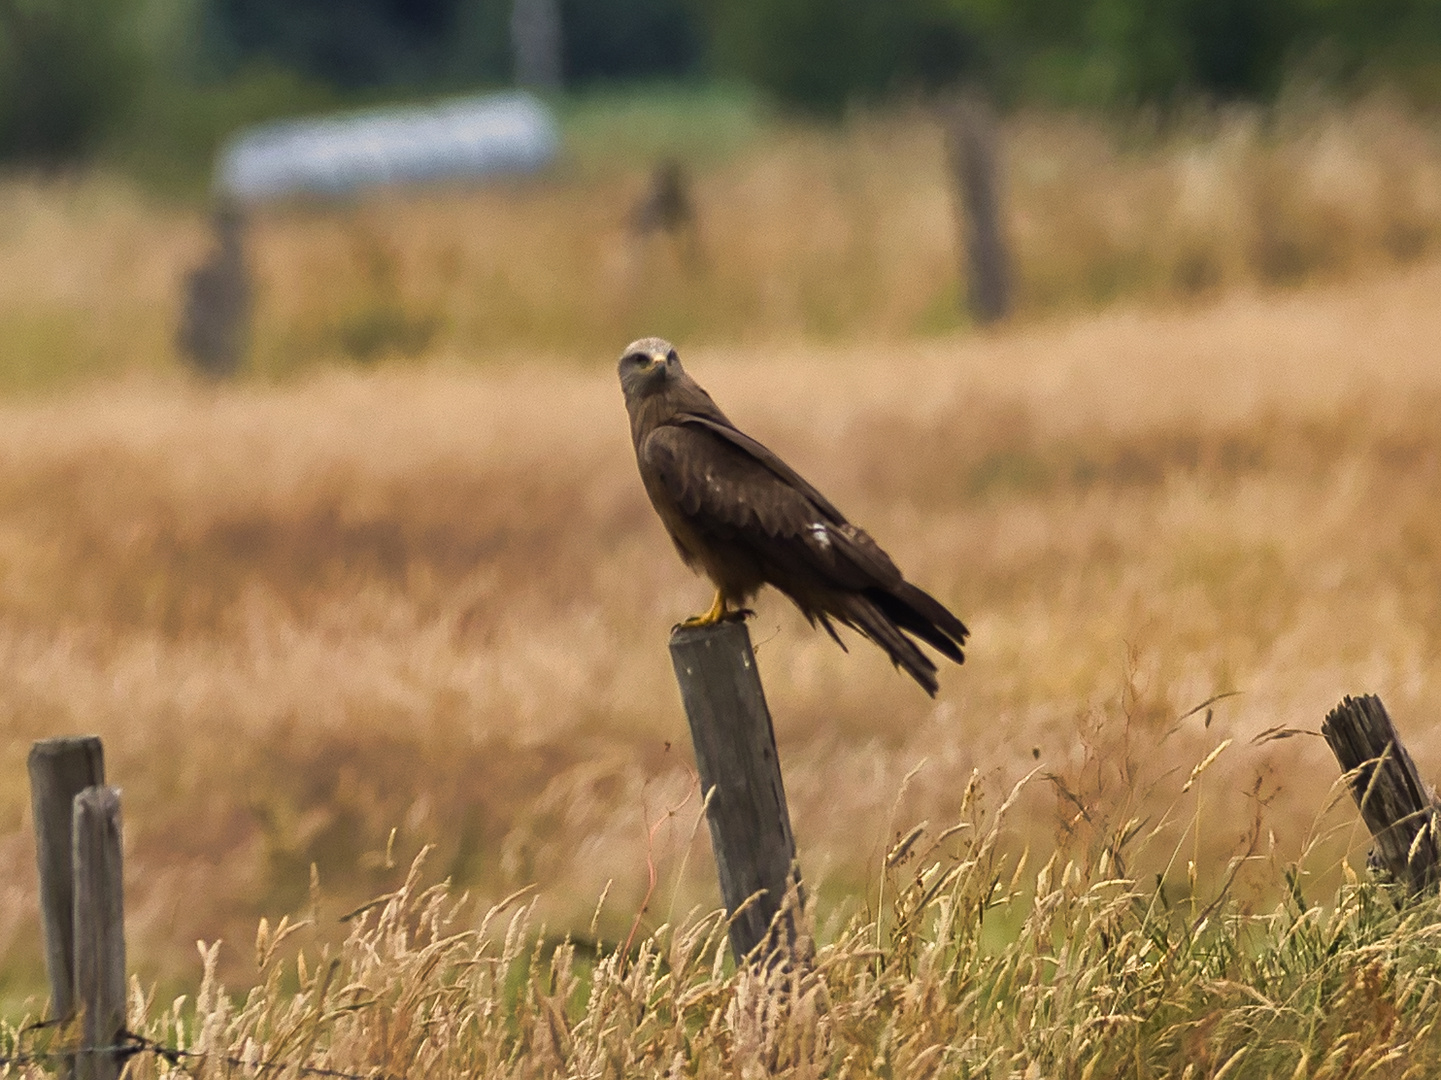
left=0, top=251, right=1439, bottom=1010
left=1, top=96, right=1440, bottom=1042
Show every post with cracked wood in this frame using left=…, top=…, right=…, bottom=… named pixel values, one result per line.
left=669, top=620, right=804, bottom=965
left=1322, top=694, right=1441, bottom=894
left=73, top=785, right=127, bottom=1080
left=28, top=738, right=127, bottom=1080
left=29, top=737, right=105, bottom=1080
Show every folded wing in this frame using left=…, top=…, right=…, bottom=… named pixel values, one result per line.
left=641, top=416, right=968, bottom=695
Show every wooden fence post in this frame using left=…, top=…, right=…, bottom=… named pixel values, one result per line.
left=28, top=736, right=106, bottom=1056
left=1322, top=694, right=1441, bottom=893
left=72, top=786, right=127, bottom=1080
left=941, top=89, right=1013, bottom=326
left=669, top=621, right=803, bottom=966
left=177, top=202, right=251, bottom=379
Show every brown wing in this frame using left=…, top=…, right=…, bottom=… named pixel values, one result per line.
left=640, top=418, right=903, bottom=592
left=675, top=414, right=850, bottom=525
left=641, top=416, right=967, bottom=695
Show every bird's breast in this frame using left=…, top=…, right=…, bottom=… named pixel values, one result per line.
left=638, top=467, right=702, bottom=563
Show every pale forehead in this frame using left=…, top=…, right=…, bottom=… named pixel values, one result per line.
left=621, top=337, right=674, bottom=358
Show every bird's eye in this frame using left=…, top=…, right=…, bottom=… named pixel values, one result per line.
left=666, top=349, right=678, bottom=364
left=624, top=352, right=647, bottom=367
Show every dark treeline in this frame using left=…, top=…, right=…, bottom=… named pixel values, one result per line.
left=199, top=0, right=1441, bottom=104
left=2, top=0, right=1440, bottom=165
left=713, top=0, right=1441, bottom=109
left=199, top=0, right=706, bottom=88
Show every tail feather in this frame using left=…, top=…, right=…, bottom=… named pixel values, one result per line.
left=866, top=582, right=968, bottom=665
left=786, top=567, right=968, bottom=694
left=831, top=593, right=942, bottom=696
left=814, top=612, right=849, bottom=652
left=809, top=581, right=966, bottom=696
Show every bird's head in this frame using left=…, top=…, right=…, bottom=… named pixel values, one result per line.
left=617, top=337, right=680, bottom=401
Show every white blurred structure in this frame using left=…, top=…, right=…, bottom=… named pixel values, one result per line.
left=215, top=91, right=560, bottom=202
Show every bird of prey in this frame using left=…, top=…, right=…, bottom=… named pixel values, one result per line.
left=618, top=337, right=968, bottom=696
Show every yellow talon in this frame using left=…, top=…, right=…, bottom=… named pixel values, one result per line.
left=681, top=590, right=729, bottom=627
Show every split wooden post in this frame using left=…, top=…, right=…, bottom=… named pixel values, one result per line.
left=669, top=620, right=803, bottom=965
left=72, top=786, right=126, bottom=1080
left=28, top=738, right=127, bottom=1080
left=1322, top=694, right=1441, bottom=893
left=28, top=736, right=106, bottom=1053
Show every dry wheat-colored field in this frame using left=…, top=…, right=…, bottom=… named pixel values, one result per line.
left=0, top=255, right=1438, bottom=1003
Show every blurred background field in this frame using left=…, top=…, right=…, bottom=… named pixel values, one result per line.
left=3, top=0, right=1441, bottom=1026
left=5, top=92, right=1441, bottom=390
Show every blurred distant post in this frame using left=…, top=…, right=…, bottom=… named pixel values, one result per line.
left=178, top=202, right=252, bottom=379
left=942, top=89, right=1012, bottom=326
left=630, top=159, right=702, bottom=269
left=511, top=0, right=564, bottom=91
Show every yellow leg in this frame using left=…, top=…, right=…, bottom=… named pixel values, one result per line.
left=681, top=589, right=729, bottom=627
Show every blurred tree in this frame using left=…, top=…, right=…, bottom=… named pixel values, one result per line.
left=702, top=0, right=1441, bottom=111
left=1295, top=0, right=1441, bottom=79
left=0, top=0, right=144, bottom=163
left=560, top=0, right=704, bottom=84
left=706, top=0, right=900, bottom=111
left=1087, top=0, right=1299, bottom=101
left=200, top=0, right=706, bottom=88
left=203, top=0, right=464, bottom=85
left=702, top=0, right=1083, bottom=112
left=11, top=0, right=1437, bottom=176
left=194, top=0, right=1441, bottom=111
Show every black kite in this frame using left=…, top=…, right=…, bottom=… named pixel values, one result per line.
left=618, top=337, right=967, bottom=696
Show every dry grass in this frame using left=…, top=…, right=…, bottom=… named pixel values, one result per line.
left=0, top=255, right=1439, bottom=1012
left=3, top=94, right=1441, bottom=1067
left=2, top=94, right=1440, bottom=387
left=12, top=785, right=1441, bottom=1077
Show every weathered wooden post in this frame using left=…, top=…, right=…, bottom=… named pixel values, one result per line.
left=73, top=786, right=126, bottom=1080
left=669, top=621, right=803, bottom=965
left=630, top=159, right=702, bottom=270
left=28, top=738, right=127, bottom=1079
left=177, top=201, right=251, bottom=379
left=29, top=736, right=105, bottom=1077
left=510, top=0, right=563, bottom=91
left=1322, top=694, right=1441, bottom=893
left=941, top=89, right=1012, bottom=326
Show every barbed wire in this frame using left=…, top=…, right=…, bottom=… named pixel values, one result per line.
left=0, top=1029, right=395, bottom=1079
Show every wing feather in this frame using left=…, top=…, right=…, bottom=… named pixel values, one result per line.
left=641, top=423, right=807, bottom=536
left=639, top=413, right=967, bottom=696
left=675, top=414, right=848, bottom=523
left=642, top=422, right=898, bottom=590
